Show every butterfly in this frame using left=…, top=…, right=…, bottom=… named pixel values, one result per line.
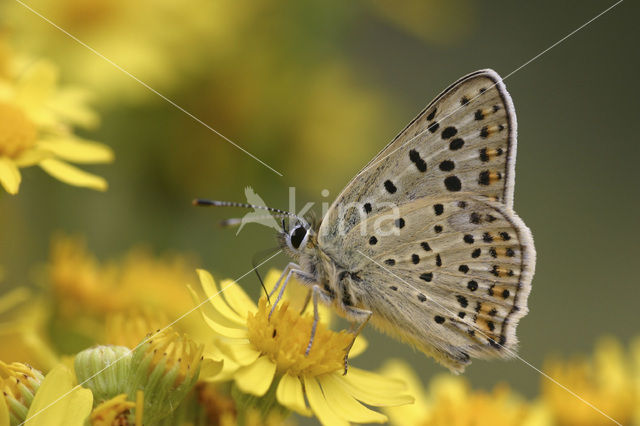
left=196, top=69, right=535, bottom=374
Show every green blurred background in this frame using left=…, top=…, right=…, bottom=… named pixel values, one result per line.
left=1, top=0, right=638, bottom=401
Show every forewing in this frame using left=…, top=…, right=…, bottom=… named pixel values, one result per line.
left=346, top=196, right=535, bottom=372
left=319, top=69, right=517, bottom=246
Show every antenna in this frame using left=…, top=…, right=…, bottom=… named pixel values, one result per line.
left=193, top=199, right=307, bottom=227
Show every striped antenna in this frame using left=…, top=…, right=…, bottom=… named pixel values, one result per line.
left=192, top=199, right=304, bottom=223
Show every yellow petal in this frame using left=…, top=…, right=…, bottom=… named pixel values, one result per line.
left=349, top=335, right=368, bottom=358
left=276, top=373, right=311, bottom=416
left=187, top=284, right=244, bottom=329
left=318, top=374, right=388, bottom=423
left=220, top=279, right=257, bottom=318
left=199, top=358, right=224, bottom=380
left=200, top=312, right=248, bottom=338
left=196, top=269, right=246, bottom=325
left=0, top=157, right=21, bottom=194
left=25, top=365, right=93, bottom=426
left=225, top=341, right=261, bottom=366
left=14, top=149, right=53, bottom=167
left=303, top=376, right=349, bottom=426
left=36, top=139, right=113, bottom=164
left=38, top=158, right=107, bottom=191
left=234, top=356, right=276, bottom=396
left=341, top=367, right=414, bottom=406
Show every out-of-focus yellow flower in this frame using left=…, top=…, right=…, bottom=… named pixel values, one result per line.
left=191, top=269, right=413, bottom=426
left=2, top=0, right=234, bottom=102
left=0, top=38, right=112, bottom=194
left=381, top=359, right=550, bottom=426
left=46, top=235, right=209, bottom=349
left=542, top=336, right=639, bottom=426
left=0, top=361, right=44, bottom=425
left=24, top=364, right=93, bottom=426
left=0, top=287, right=58, bottom=371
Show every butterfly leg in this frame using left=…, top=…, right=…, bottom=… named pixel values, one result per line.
left=305, top=284, right=334, bottom=356
left=341, top=306, right=372, bottom=375
left=299, top=289, right=312, bottom=315
left=269, top=267, right=313, bottom=319
left=268, top=262, right=300, bottom=299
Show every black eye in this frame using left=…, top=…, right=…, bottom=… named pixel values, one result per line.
left=290, top=226, right=307, bottom=249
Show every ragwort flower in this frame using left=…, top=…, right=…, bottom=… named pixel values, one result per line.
left=191, top=269, right=414, bottom=426
left=0, top=38, right=112, bottom=194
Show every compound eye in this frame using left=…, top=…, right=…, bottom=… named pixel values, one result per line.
left=290, top=226, right=307, bottom=249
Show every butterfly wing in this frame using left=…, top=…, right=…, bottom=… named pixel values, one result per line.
left=342, top=196, right=535, bottom=372
left=319, top=69, right=517, bottom=244
left=316, top=69, right=534, bottom=372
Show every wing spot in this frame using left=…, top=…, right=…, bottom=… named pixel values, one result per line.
left=506, top=248, right=515, bottom=257
left=444, top=176, right=462, bottom=192
left=487, top=321, right=495, bottom=331
left=420, top=273, right=433, bottom=282
left=421, top=242, right=432, bottom=252
left=488, top=284, right=495, bottom=296
left=456, top=295, right=468, bottom=308
left=439, top=160, right=455, bottom=171
left=480, top=126, right=489, bottom=138
left=459, top=265, right=469, bottom=273
left=434, top=315, right=445, bottom=323
left=435, top=254, right=442, bottom=267
left=502, top=289, right=510, bottom=299
left=486, top=214, right=497, bottom=222
left=460, top=96, right=470, bottom=106
left=463, top=234, right=474, bottom=244
left=369, top=236, right=378, bottom=245
left=412, top=254, right=420, bottom=264
left=493, top=105, right=501, bottom=112
left=442, top=127, right=458, bottom=139
left=418, top=294, right=427, bottom=302
left=479, top=87, right=487, bottom=94
left=467, top=280, right=478, bottom=291
left=483, top=232, right=493, bottom=243
left=434, top=204, right=444, bottom=215
left=489, top=308, right=498, bottom=316
left=458, top=311, right=466, bottom=318
left=471, top=248, right=481, bottom=258
left=384, top=259, right=396, bottom=266
left=458, top=201, right=467, bottom=208
left=426, top=108, right=437, bottom=121
left=383, top=179, right=397, bottom=194
left=475, top=301, right=482, bottom=312
left=409, top=149, right=427, bottom=172
left=363, top=203, right=372, bottom=214
left=428, top=122, right=440, bottom=133
left=474, top=109, right=485, bottom=120
left=489, top=248, right=497, bottom=258
left=470, top=212, right=481, bottom=224
left=500, top=232, right=511, bottom=241
left=449, top=138, right=464, bottom=150
left=390, top=286, right=398, bottom=291
left=395, top=218, right=406, bottom=229
left=434, top=225, right=443, bottom=233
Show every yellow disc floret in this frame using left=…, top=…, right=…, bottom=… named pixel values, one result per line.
left=246, top=298, right=352, bottom=377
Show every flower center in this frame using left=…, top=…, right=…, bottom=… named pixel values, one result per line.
left=0, top=102, right=37, bottom=158
left=247, top=298, right=352, bottom=377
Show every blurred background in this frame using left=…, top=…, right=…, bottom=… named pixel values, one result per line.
left=0, top=0, right=638, bottom=416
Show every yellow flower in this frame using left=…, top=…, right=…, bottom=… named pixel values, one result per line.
left=381, top=360, right=549, bottom=426
left=191, top=269, right=413, bottom=426
left=0, top=361, right=44, bottom=425
left=542, top=336, right=639, bottom=426
left=23, top=364, right=93, bottom=426
left=0, top=287, right=58, bottom=371
left=46, top=235, right=209, bottom=349
left=0, top=38, right=112, bottom=194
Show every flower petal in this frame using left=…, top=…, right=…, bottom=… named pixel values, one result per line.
left=0, top=157, right=21, bottom=194
left=220, top=279, right=257, bottom=318
left=38, top=158, right=107, bottom=191
left=36, top=138, right=113, bottom=164
left=196, top=270, right=246, bottom=325
left=341, top=367, right=414, bottom=406
left=199, top=358, right=224, bottom=380
left=276, top=373, right=311, bottom=416
left=224, top=341, right=261, bottom=366
left=187, top=284, right=244, bottom=329
left=200, top=311, right=248, bottom=338
left=14, top=149, right=53, bottom=167
left=349, top=335, right=368, bottom=359
left=234, top=356, right=276, bottom=396
left=303, top=376, right=349, bottom=426
left=0, top=396, right=10, bottom=426
left=25, top=365, right=93, bottom=426
left=318, top=374, right=388, bottom=423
